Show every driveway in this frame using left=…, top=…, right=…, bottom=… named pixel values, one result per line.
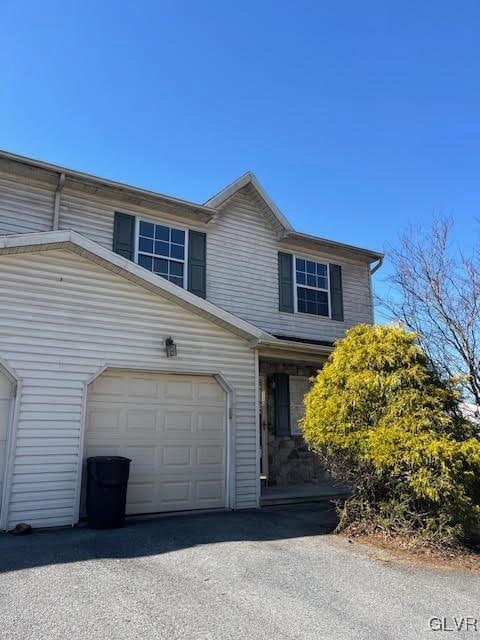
left=0, top=504, right=478, bottom=640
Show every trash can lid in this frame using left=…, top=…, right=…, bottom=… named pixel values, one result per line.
left=87, top=456, right=131, bottom=463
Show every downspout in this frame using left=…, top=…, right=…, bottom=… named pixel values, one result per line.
left=52, top=172, right=66, bottom=230
left=369, top=256, right=383, bottom=324
left=370, top=256, right=383, bottom=275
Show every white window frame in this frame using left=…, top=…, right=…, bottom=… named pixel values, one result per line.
left=293, top=254, right=331, bottom=318
left=134, top=216, right=189, bottom=289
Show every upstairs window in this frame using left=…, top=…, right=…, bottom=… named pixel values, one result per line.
left=136, top=220, right=186, bottom=287
left=294, top=257, right=329, bottom=317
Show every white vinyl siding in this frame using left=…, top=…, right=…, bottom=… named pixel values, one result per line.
left=0, top=249, right=257, bottom=529
left=59, top=187, right=207, bottom=251
left=0, top=172, right=54, bottom=235
left=0, top=168, right=374, bottom=343
left=207, top=185, right=373, bottom=342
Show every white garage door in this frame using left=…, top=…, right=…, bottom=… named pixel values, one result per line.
left=0, top=370, right=13, bottom=515
left=85, top=370, right=227, bottom=514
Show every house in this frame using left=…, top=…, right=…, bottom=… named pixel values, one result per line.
left=0, top=150, right=382, bottom=529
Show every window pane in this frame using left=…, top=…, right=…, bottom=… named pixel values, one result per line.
left=138, top=237, right=154, bottom=253
left=306, top=261, right=316, bottom=274
left=317, top=276, right=328, bottom=289
left=296, top=258, right=305, bottom=272
left=155, top=240, right=169, bottom=256
left=155, top=225, right=170, bottom=241
left=169, top=275, right=184, bottom=287
left=306, top=301, right=316, bottom=314
left=139, top=221, right=154, bottom=238
left=170, top=244, right=184, bottom=260
left=316, top=263, right=327, bottom=276
left=307, top=274, right=317, bottom=287
left=317, top=291, right=329, bottom=316
left=171, top=228, right=185, bottom=245
left=170, top=261, right=183, bottom=277
left=153, top=258, right=168, bottom=274
left=298, top=298, right=307, bottom=313
left=297, top=287, right=307, bottom=301
left=138, top=254, right=152, bottom=270
left=296, top=271, right=306, bottom=285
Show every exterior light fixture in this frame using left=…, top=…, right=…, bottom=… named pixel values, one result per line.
left=165, top=336, right=177, bottom=358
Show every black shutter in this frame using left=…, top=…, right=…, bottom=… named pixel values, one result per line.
left=278, top=252, right=294, bottom=313
left=113, top=212, right=135, bottom=260
left=330, top=263, right=344, bottom=321
left=274, top=373, right=291, bottom=436
left=188, top=230, right=207, bottom=298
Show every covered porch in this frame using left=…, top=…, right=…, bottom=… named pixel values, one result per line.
left=257, top=339, right=348, bottom=506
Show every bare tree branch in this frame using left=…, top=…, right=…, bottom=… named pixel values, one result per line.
left=379, top=217, right=480, bottom=409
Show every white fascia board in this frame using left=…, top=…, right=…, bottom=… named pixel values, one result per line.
left=0, top=231, right=269, bottom=342
left=252, top=336, right=334, bottom=356
left=0, top=150, right=217, bottom=220
left=205, top=172, right=294, bottom=232
left=281, top=230, right=384, bottom=262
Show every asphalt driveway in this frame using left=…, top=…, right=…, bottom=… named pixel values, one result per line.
left=0, top=503, right=478, bottom=640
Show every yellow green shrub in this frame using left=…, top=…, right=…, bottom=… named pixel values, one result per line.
left=302, top=324, right=480, bottom=546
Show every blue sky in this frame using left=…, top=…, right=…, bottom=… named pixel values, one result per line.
left=1, top=1, right=479, bottom=308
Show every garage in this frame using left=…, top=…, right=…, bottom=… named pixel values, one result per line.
left=85, top=369, right=227, bottom=515
left=0, top=368, right=13, bottom=517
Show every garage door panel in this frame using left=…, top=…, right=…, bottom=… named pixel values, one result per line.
left=197, top=411, right=224, bottom=432
left=86, top=371, right=226, bottom=514
left=128, top=377, right=160, bottom=397
left=197, top=381, right=224, bottom=401
left=125, top=446, right=157, bottom=470
left=126, top=409, right=158, bottom=431
left=90, top=374, right=127, bottom=396
left=161, top=481, right=191, bottom=505
left=88, top=408, right=122, bottom=431
left=163, top=445, right=191, bottom=466
left=197, top=445, right=224, bottom=465
left=164, top=380, right=194, bottom=400
left=196, top=480, right=224, bottom=501
left=164, top=411, right=193, bottom=432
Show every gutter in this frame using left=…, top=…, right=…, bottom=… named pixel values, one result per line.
left=251, top=336, right=333, bottom=356
left=280, top=230, right=384, bottom=262
left=52, top=172, right=66, bottom=230
left=370, top=256, right=383, bottom=274
left=0, top=149, right=217, bottom=220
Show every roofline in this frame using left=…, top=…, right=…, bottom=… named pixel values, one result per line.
left=205, top=171, right=382, bottom=262
left=0, top=150, right=217, bottom=219
left=281, top=230, right=384, bottom=262
left=0, top=230, right=269, bottom=342
left=205, top=172, right=294, bottom=231
left=0, top=149, right=383, bottom=262
left=252, top=336, right=333, bottom=356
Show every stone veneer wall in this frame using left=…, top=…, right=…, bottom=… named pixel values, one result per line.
left=260, top=360, right=330, bottom=487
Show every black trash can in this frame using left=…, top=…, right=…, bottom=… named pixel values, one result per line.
left=86, top=456, right=131, bottom=529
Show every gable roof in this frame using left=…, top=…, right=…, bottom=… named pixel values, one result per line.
left=205, top=171, right=383, bottom=263
left=0, top=150, right=217, bottom=224
left=205, top=171, right=294, bottom=232
left=0, top=149, right=383, bottom=263
left=0, top=230, right=269, bottom=342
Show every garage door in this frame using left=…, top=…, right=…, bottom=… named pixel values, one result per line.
left=85, top=370, right=227, bottom=514
left=0, top=370, right=13, bottom=515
